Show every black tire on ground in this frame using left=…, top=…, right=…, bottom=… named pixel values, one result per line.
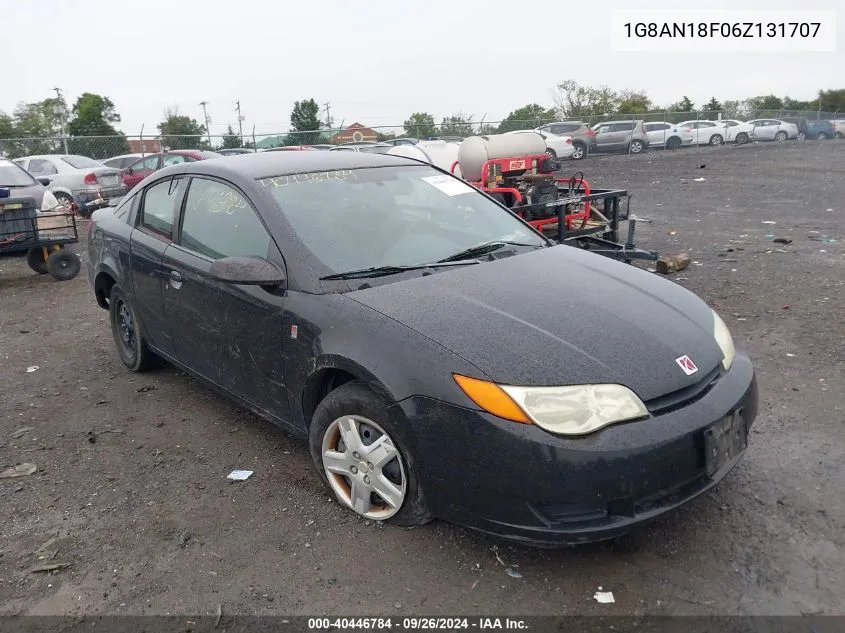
left=108, top=284, right=162, bottom=372
left=26, top=247, right=49, bottom=274
left=775, top=131, right=788, bottom=142
left=571, top=142, right=586, bottom=160
left=628, top=140, right=644, bottom=154
left=308, top=380, right=433, bottom=527
left=666, top=136, right=681, bottom=150
left=46, top=249, right=81, bottom=281
left=709, top=134, right=723, bottom=146
left=735, top=132, right=749, bottom=145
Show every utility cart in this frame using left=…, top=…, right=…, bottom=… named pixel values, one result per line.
left=0, top=194, right=81, bottom=281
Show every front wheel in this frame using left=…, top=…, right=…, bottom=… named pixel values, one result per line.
left=571, top=142, right=586, bottom=160
left=108, top=285, right=162, bottom=372
left=816, top=132, right=829, bottom=140
left=709, top=134, right=723, bottom=146
left=545, top=148, right=557, bottom=159
left=735, top=132, right=749, bottom=145
left=665, top=136, right=681, bottom=150
left=309, top=381, right=432, bottom=526
left=775, top=131, right=788, bottom=142
left=628, top=140, right=644, bottom=154
left=796, top=132, right=806, bottom=141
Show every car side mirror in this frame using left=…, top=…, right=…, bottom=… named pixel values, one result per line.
left=37, top=177, right=51, bottom=186
left=208, top=256, right=286, bottom=287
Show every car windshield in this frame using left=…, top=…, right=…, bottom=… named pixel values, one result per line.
left=0, top=159, right=38, bottom=186
left=260, top=165, right=545, bottom=276
left=61, top=155, right=103, bottom=169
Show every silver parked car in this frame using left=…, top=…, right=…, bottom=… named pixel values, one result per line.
left=746, top=119, right=800, bottom=142
left=101, top=153, right=144, bottom=169
left=13, top=154, right=127, bottom=206
left=590, top=120, right=650, bottom=154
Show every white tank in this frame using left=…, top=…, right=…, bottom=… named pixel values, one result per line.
left=387, top=141, right=462, bottom=177
left=457, top=132, right=547, bottom=182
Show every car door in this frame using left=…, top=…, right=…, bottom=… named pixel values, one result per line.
left=592, top=124, right=614, bottom=151
left=128, top=175, right=185, bottom=357
left=160, top=175, right=291, bottom=420
left=124, top=154, right=161, bottom=189
left=644, top=123, right=669, bottom=146
left=754, top=120, right=776, bottom=140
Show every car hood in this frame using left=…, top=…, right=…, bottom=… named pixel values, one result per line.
left=348, top=246, right=725, bottom=402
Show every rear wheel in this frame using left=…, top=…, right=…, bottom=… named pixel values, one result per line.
left=628, top=139, right=644, bottom=154
left=309, top=381, right=432, bottom=526
left=26, top=247, right=49, bottom=275
left=108, top=285, right=161, bottom=372
left=709, top=134, right=723, bottom=146
left=545, top=148, right=557, bottom=159
left=735, top=132, right=749, bottom=145
left=46, top=249, right=81, bottom=281
left=571, top=142, right=586, bottom=160
left=775, top=131, right=788, bottom=142
left=665, top=136, right=681, bottom=150
left=816, top=132, right=829, bottom=140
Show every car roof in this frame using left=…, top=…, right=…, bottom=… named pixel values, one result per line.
left=160, top=149, right=421, bottom=181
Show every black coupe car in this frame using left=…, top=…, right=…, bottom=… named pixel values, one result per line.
left=86, top=151, right=758, bottom=546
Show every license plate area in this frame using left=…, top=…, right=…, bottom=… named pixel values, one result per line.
left=704, top=411, right=748, bottom=477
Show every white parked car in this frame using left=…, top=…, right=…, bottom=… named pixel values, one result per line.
left=505, top=129, right=576, bottom=159
left=746, top=119, right=799, bottom=142
left=13, top=154, right=127, bottom=206
left=642, top=122, right=694, bottom=149
left=329, top=143, right=394, bottom=154
left=829, top=120, right=844, bottom=138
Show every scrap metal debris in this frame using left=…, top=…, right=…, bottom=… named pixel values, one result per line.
left=0, top=463, right=37, bottom=479
left=26, top=366, right=39, bottom=373
left=773, top=238, right=793, bottom=245
left=505, top=568, right=523, bottom=579
left=10, top=427, right=34, bottom=439
left=137, top=386, right=156, bottom=393
left=31, top=562, right=71, bottom=573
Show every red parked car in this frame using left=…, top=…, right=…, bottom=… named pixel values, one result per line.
left=121, top=150, right=222, bottom=189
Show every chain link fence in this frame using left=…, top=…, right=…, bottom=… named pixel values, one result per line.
left=1, top=109, right=841, bottom=161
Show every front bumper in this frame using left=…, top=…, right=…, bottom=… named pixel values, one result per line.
left=393, top=351, right=758, bottom=546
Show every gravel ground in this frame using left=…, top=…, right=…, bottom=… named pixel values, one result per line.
left=1, top=141, right=843, bottom=618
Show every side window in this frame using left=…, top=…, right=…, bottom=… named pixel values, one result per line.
left=594, top=125, right=610, bottom=135
left=113, top=193, right=135, bottom=222
left=131, top=155, right=159, bottom=171
left=645, top=123, right=669, bottom=132
left=28, top=159, right=58, bottom=176
left=180, top=178, right=271, bottom=260
left=140, top=177, right=183, bottom=239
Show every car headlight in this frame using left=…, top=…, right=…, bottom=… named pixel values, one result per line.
left=41, top=190, right=59, bottom=211
left=453, top=374, right=648, bottom=436
left=712, top=309, right=735, bottom=370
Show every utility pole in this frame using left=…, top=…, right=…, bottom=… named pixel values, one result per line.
left=234, top=100, right=244, bottom=143
left=199, top=101, right=212, bottom=147
left=323, top=102, right=332, bottom=130
left=53, top=87, right=69, bottom=154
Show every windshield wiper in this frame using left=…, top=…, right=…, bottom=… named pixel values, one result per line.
left=320, top=260, right=478, bottom=280
left=436, top=240, right=543, bottom=263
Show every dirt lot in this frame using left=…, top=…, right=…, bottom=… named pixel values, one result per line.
left=1, top=141, right=843, bottom=618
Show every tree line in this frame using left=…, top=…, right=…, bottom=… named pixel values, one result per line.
left=2, top=84, right=844, bottom=159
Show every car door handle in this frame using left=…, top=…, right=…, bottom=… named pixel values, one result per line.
left=168, top=270, right=183, bottom=289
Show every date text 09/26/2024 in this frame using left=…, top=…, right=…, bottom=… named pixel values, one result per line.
left=308, top=617, right=528, bottom=630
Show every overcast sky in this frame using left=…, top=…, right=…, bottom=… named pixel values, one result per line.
left=3, top=0, right=842, bottom=136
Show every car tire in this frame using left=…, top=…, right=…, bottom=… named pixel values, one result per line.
left=545, top=148, right=557, bottom=159
left=796, top=132, right=806, bottom=141
left=816, top=132, right=828, bottom=140
left=665, top=136, right=681, bottom=150
left=309, top=380, right=433, bottom=526
left=53, top=191, right=73, bottom=210
left=628, top=140, right=644, bottom=154
left=26, top=247, right=49, bottom=275
left=735, top=132, right=749, bottom=145
left=571, top=142, right=586, bottom=160
left=709, top=134, right=723, bottom=146
left=775, top=131, right=788, bottom=142
left=46, top=249, right=81, bottom=281
left=108, top=285, right=161, bottom=372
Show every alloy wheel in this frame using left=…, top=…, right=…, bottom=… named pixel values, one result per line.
left=321, top=415, right=407, bottom=520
